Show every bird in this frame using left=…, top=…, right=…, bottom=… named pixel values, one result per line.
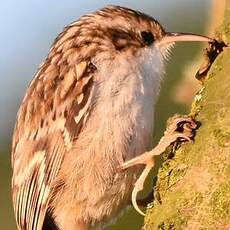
left=11, top=5, right=213, bottom=230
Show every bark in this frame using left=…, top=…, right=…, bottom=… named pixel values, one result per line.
left=143, top=2, right=230, bottom=229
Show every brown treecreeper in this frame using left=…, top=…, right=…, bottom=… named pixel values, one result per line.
left=11, top=5, right=213, bottom=230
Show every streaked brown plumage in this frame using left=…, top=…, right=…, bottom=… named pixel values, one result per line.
left=11, top=5, right=212, bottom=230
left=12, top=6, right=165, bottom=229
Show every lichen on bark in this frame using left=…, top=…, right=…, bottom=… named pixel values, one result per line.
left=143, top=1, right=230, bottom=229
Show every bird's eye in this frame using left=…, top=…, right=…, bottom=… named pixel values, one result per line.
left=141, top=31, right=154, bottom=46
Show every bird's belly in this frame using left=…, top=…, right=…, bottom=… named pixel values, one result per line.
left=53, top=97, right=154, bottom=228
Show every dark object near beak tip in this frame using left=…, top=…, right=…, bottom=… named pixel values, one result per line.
left=196, top=40, right=227, bottom=83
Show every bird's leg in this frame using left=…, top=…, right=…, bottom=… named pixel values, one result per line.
left=118, top=115, right=197, bottom=216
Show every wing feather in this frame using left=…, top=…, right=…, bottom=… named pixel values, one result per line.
left=12, top=41, right=96, bottom=230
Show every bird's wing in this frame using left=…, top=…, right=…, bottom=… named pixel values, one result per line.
left=12, top=32, right=96, bottom=229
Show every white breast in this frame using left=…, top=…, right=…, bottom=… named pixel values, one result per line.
left=90, top=46, right=165, bottom=161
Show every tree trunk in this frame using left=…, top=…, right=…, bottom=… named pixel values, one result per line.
left=143, top=1, right=230, bottom=229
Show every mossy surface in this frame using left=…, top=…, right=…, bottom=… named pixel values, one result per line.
left=216, top=1, right=230, bottom=44
left=144, top=2, right=230, bottom=229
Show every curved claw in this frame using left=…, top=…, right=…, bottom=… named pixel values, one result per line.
left=132, top=185, right=145, bottom=216
left=131, top=161, right=154, bottom=216
left=118, top=115, right=197, bottom=216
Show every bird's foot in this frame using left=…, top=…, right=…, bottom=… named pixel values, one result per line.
left=118, top=115, right=196, bottom=216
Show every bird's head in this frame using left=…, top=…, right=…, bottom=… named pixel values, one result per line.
left=61, top=5, right=212, bottom=64
left=47, top=5, right=213, bottom=104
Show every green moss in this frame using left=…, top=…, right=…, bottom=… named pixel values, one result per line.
left=190, top=87, right=205, bottom=116
left=157, top=215, right=186, bottom=230
left=213, top=129, right=230, bottom=147
left=210, top=183, right=230, bottom=219
left=216, top=1, right=230, bottom=43
left=167, top=164, right=188, bottom=188
left=144, top=191, right=187, bottom=230
left=224, top=165, right=230, bottom=176
left=145, top=191, right=208, bottom=230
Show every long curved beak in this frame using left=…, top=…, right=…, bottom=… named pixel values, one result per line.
left=157, top=32, right=213, bottom=47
